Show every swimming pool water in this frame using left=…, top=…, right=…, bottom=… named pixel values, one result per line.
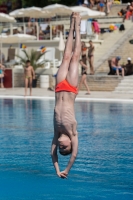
left=0, top=99, right=133, bottom=200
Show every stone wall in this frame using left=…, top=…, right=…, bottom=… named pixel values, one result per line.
left=37, top=75, right=121, bottom=91
left=13, top=68, right=58, bottom=88
left=13, top=69, right=122, bottom=91
left=80, top=75, right=122, bottom=91
left=13, top=69, right=24, bottom=87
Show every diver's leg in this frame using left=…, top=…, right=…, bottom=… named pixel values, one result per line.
left=56, top=13, right=75, bottom=85
left=66, top=13, right=81, bottom=87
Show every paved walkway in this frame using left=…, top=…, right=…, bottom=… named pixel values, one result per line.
left=0, top=88, right=133, bottom=102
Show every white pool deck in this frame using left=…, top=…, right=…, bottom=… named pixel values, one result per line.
left=0, top=88, right=133, bottom=103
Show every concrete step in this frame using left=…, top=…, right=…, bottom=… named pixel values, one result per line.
left=123, top=76, right=133, bottom=79
left=81, top=88, right=116, bottom=91
left=115, top=86, right=133, bottom=90
left=80, top=75, right=121, bottom=91
left=88, top=85, right=119, bottom=87
left=114, top=91, right=133, bottom=93
left=118, top=83, right=133, bottom=87
left=116, top=78, right=133, bottom=82
left=113, top=75, right=133, bottom=93
left=122, top=78, right=133, bottom=81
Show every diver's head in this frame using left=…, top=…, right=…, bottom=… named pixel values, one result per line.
left=58, top=134, right=72, bottom=156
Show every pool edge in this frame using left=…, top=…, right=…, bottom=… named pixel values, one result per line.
left=0, top=95, right=133, bottom=103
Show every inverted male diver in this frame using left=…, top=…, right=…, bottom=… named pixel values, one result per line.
left=51, top=12, right=81, bottom=179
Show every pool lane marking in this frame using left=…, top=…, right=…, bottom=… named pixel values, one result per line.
left=0, top=95, right=133, bottom=103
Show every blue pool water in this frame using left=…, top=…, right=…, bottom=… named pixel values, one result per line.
left=0, top=99, right=133, bottom=200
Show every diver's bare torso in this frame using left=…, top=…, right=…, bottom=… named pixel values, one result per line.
left=54, top=92, right=77, bottom=135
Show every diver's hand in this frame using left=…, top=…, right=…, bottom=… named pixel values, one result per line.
left=56, top=171, right=61, bottom=178
left=57, top=171, right=68, bottom=179
left=60, top=171, right=68, bottom=179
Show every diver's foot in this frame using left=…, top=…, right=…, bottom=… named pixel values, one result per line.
left=75, top=12, right=81, bottom=30
left=70, top=12, right=76, bottom=30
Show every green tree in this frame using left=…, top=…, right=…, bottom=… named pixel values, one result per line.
left=0, top=0, right=16, bottom=5
left=0, top=0, right=76, bottom=7
left=22, top=0, right=76, bottom=7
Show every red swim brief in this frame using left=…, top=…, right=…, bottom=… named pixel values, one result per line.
left=55, top=80, right=78, bottom=94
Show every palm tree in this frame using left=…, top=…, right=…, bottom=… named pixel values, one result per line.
left=16, top=49, right=46, bottom=72
left=16, top=49, right=46, bottom=80
left=16, top=49, right=47, bottom=87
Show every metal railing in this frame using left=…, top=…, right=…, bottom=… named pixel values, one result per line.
left=0, top=15, right=125, bottom=41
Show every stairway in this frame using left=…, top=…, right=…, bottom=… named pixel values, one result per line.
left=113, top=76, right=133, bottom=93
left=95, top=20, right=133, bottom=74
left=80, top=75, right=122, bottom=91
